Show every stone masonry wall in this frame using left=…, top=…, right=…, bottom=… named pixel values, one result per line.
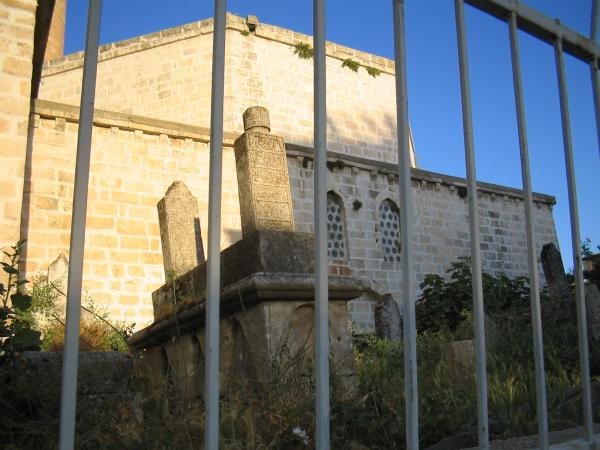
left=286, top=149, right=558, bottom=331
left=38, top=14, right=414, bottom=167
left=0, top=0, right=37, bottom=285
left=22, top=100, right=242, bottom=324
left=21, top=101, right=558, bottom=331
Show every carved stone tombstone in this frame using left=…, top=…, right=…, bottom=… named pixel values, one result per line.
left=541, top=243, right=571, bottom=302
left=374, top=293, right=402, bottom=342
left=47, top=253, right=69, bottom=286
left=234, top=106, right=295, bottom=238
left=157, top=181, right=205, bottom=280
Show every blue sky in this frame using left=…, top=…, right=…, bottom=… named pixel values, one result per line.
left=63, top=1, right=599, bottom=270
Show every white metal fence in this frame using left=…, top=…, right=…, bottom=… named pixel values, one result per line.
left=57, top=0, right=599, bottom=449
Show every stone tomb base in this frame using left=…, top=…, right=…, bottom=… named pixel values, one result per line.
left=128, top=230, right=367, bottom=401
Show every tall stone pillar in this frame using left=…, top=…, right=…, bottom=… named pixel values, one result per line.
left=157, top=181, right=205, bottom=280
left=44, top=0, right=66, bottom=61
left=233, top=106, right=295, bottom=238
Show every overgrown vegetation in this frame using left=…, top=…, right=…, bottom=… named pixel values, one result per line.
left=581, top=237, right=600, bottom=257
left=126, top=258, right=596, bottom=448
left=1, top=249, right=597, bottom=448
left=293, top=42, right=314, bottom=59
left=29, top=276, right=133, bottom=352
left=365, top=65, right=382, bottom=77
left=341, top=58, right=360, bottom=72
left=0, top=240, right=41, bottom=362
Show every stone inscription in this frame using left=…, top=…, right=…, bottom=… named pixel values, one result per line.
left=234, top=107, right=295, bottom=238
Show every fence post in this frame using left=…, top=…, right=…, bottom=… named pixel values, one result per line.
left=591, top=0, right=600, bottom=156
left=204, top=1, right=227, bottom=448
left=313, top=0, right=330, bottom=448
left=554, top=36, right=595, bottom=444
left=392, top=1, right=418, bottom=448
left=58, top=1, right=102, bottom=449
left=507, top=12, right=549, bottom=449
left=453, top=1, right=490, bottom=448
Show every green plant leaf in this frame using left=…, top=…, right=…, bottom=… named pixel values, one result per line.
left=1, top=263, right=18, bottom=275
left=341, top=58, right=360, bottom=72
left=11, top=292, right=32, bottom=311
left=10, top=327, right=42, bottom=352
left=14, top=308, right=35, bottom=324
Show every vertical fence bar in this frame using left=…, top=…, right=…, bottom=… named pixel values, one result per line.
left=591, top=0, right=600, bottom=156
left=453, top=1, right=490, bottom=448
left=58, top=1, right=102, bottom=449
left=204, top=1, right=226, bottom=448
left=392, top=1, right=418, bottom=449
left=313, top=0, right=330, bottom=448
left=507, top=12, right=549, bottom=450
left=593, top=0, right=599, bottom=41
left=554, top=37, right=595, bottom=444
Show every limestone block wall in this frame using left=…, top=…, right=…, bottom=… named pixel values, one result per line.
left=224, top=15, right=405, bottom=164
left=286, top=149, right=558, bottom=331
left=44, top=0, right=66, bottom=61
left=39, top=20, right=215, bottom=127
left=22, top=100, right=242, bottom=324
left=38, top=14, right=413, bottom=167
left=0, top=0, right=36, bottom=285
left=21, top=102, right=557, bottom=332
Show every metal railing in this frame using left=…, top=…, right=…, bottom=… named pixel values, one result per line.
left=57, top=1, right=599, bottom=449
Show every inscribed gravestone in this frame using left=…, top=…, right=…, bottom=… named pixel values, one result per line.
left=374, top=293, right=402, bottom=342
left=234, top=106, right=295, bottom=238
left=541, top=242, right=571, bottom=302
left=157, top=181, right=205, bottom=279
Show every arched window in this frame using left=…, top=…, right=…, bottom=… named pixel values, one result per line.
left=327, top=192, right=347, bottom=261
left=379, top=199, right=401, bottom=262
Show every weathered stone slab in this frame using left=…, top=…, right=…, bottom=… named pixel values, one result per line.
left=157, top=181, right=205, bottom=280
left=139, top=298, right=358, bottom=401
left=147, top=229, right=365, bottom=323
left=47, top=253, right=68, bottom=285
left=374, top=293, right=402, bottom=342
left=586, top=283, right=600, bottom=342
left=541, top=242, right=571, bottom=302
left=234, top=106, right=295, bottom=238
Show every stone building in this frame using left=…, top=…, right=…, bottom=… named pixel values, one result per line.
left=0, top=1, right=558, bottom=331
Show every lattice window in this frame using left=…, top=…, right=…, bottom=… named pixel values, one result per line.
left=327, top=192, right=347, bottom=260
left=379, top=199, right=401, bottom=262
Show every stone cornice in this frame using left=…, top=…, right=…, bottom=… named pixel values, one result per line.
left=31, top=99, right=556, bottom=206
left=41, top=13, right=395, bottom=77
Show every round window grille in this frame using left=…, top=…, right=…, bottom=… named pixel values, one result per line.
left=379, top=200, right=401, bottom=262
left=327, top=193, right=346, bottom=260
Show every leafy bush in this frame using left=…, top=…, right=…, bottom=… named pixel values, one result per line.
left=0, top=240, right=41, bottom=361
left=341, top=58, right=360, bottom=72
left=365, top=65, right=382, bottom=77
left=416, top=256, right=578, bottom=365
left=29, top=276, right=133, bottom=352
left=293, top=42, right=313, bottom=59
left=417, top=257, right=531, bottom=334
left=1, top=251, right=594, bottom=448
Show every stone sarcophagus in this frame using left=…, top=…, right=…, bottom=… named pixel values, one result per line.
left=130, top=107, right=365, bottom=400
left=128, top=230, right=365, bottom=400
